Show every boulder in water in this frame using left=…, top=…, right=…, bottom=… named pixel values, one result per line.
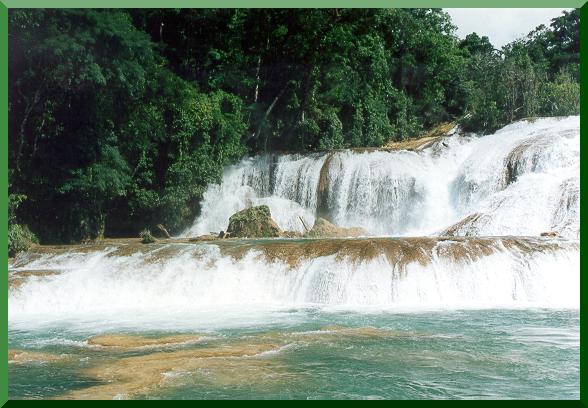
left=304, top=218, right=366, bottom=238
left=440, top=213, right=484, bottom=237
left=218, top=230, right=231, bottom=239
left=540, top=231, right=559, bottom=238
left=227, top=205, right=282, bottom=238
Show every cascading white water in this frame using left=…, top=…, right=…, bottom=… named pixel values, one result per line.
left=183, top=116, right=579, bottom=238
left=186, top=154, right=325, bottom=235
left=8, top=118, right=580, bottom=402
left=8, top=117, right=581, bottom=329
left=448, top=117, right=580, bottom=237
left=8, top=238, right=579, bottom=326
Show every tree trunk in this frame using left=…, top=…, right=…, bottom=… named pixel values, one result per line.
left=253, top=35, right=270, bottom=103
left=16, top=89, right=40, bottom=171
left=253, top=55, right=262, bottom=103
left=252, top=85, right=287, bottom=145
left=156, top=224, right=172, bottom=239
left=31, top=117, right=45, bottom=159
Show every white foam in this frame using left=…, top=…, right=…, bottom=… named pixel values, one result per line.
left=182, top=116, right=579, bottom=238
left=9, top=240, right=579, bottom=330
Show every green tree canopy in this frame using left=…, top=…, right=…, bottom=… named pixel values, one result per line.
left=8, top=8, right=580, bottom=244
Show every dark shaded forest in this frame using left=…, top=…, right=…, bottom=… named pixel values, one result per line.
left=8, top=9, right=579, bottom=250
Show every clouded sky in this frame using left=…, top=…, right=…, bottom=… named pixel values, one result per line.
left=445, top=8, right=573, bottom=48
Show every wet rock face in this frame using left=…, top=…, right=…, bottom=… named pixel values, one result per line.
left=226, top=205, right=283, bottom=238
left=304, top=217, right=367, bottom=238
left=540, top=231, right=559, bottom=238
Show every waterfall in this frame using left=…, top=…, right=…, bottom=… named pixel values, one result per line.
left=183, top=116, right=579, bottom=239
left=186, top=154, right=324, bottom=235
left=8, top=238, right=579, bottom=326
left=8, top=117, right=580, bottom=328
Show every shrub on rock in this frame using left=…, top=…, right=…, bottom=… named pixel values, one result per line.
left=8, top=224, right=38, bottom=257
left=140, top=229, right=156, bottom=244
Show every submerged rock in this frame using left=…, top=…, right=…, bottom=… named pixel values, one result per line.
left=304, top=218, right=366, bottom=238
left=59, top=326, right=399, bottom=399
left=540, top=231, right=559, bottom=238
left=9, top=349, right=70, bottom=364
left=226, top=205, right=282, bottom=238
left=87, top=334, right=202, bottom=349
left=60, top=340, right=288, bottom=400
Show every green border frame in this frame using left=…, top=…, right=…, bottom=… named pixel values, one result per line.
left=0, top=1, right=586, bottom=7
left=582, top=4, right=587, bottom=406
left=0, top=2, right=585, bottom=404
left=0, top=0, right=6, bottom=406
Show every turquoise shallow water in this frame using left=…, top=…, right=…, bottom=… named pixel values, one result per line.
left=9, top=308, right=579, bottom=400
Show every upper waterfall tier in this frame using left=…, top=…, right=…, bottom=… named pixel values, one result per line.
left=183, top=117, right=579, bottom=239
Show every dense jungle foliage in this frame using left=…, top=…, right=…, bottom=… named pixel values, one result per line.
left=8, top=9, right=579, bottom=246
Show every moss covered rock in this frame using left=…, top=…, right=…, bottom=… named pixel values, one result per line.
left=227, top=205, right=282, bottom=238
left=304, top=218, right=367, bottom=238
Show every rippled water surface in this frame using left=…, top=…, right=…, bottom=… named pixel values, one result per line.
left=9, top=308, right=579, bottom=400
